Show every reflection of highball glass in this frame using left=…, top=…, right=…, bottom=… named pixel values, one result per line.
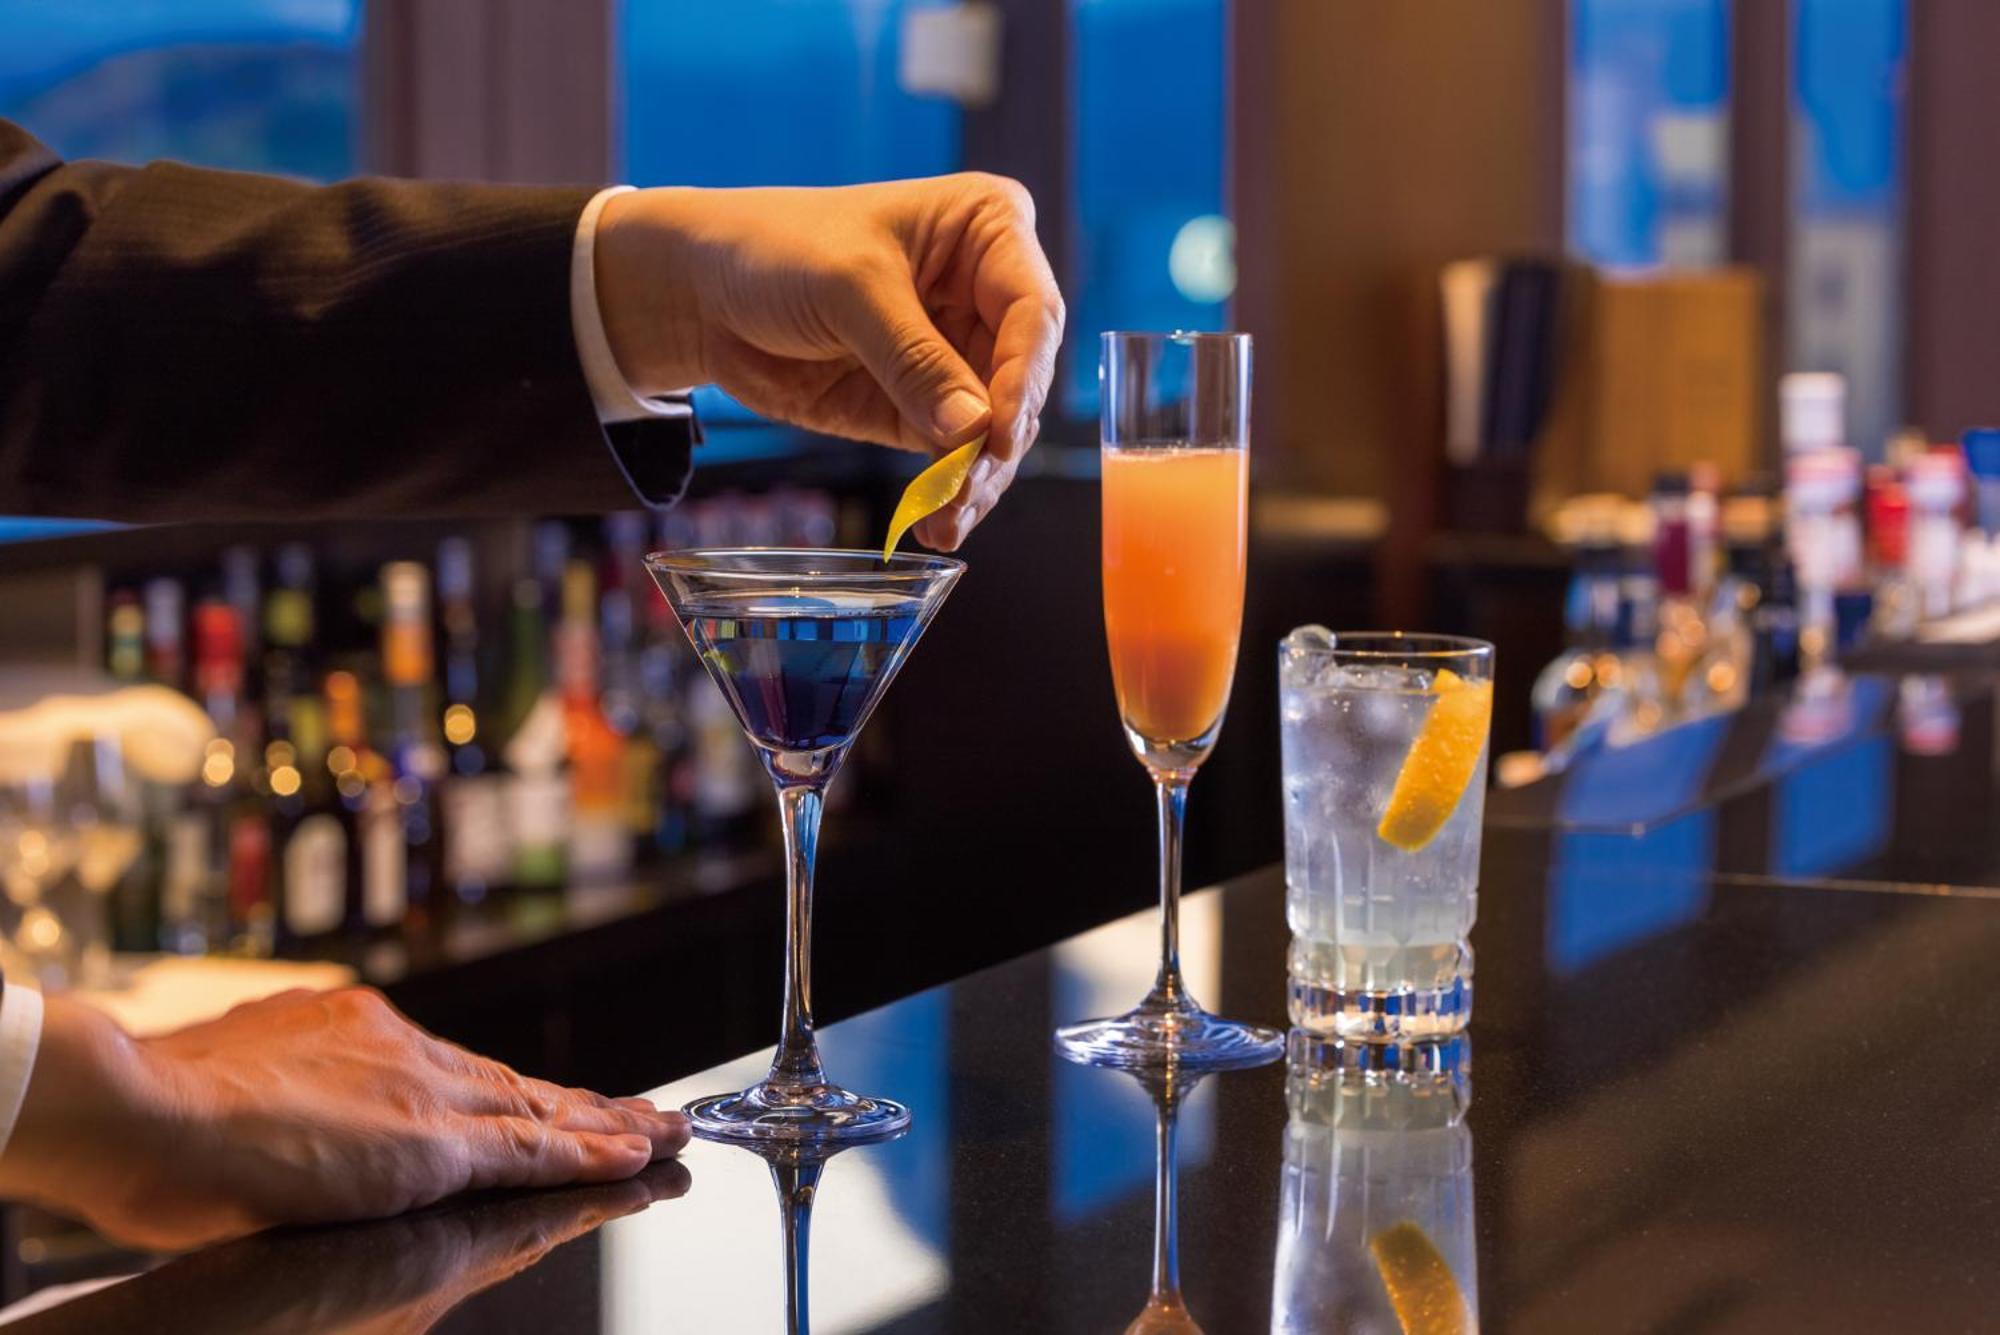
left=1273, top=1034, right=1476, bottom=1334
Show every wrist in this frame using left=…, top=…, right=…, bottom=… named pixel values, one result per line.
left=0, top=998, right=172, bottom=1216
left=595, top=187, right=712, bottom=398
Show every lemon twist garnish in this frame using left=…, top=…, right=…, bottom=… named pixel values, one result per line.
left=882, top=436, right=984, bottom=560
left=1368, top=1220, right=1473, bottom=1335
left=1376, top=668, right=1493, bottom=853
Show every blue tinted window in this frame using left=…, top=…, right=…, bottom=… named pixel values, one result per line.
left=1568, top=0, right=1730, bottom=269
left=1068, top=0, right=1228, bottom=416
left=621, top=0, right=961, bottom=189
left=0, top=0, right=360, bottom=179
left=1789, top=0, right=1906, bottom=457
left=621, top=0, right=963, bottom=424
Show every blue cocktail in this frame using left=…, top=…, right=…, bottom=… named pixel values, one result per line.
left=646, top=550, right=962, bottom=1145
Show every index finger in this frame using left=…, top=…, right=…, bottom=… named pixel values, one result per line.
left=971, top=218, right=1064, bottom=464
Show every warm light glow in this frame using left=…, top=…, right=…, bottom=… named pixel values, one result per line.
left=443, top=704, right=477, bottom=746
left=19, top=907, right=60, bottom=952
left=265, top=740, right=297, bottom=770
left=327, top=745, right=357, bottom=775
left=270, top=766, right=302, bottom=798
left=1706, top=661, right=1737, bottom=695
left=16, top=831, right=48, bottom=879
left=202, top=753, right=235, bottom=787
left=336, top=772, right=366, bottom=801
left=1564, top=660, right=1593, bottom=690
left=393, top=776, right=421, bottom=806
left=205, top=737, right=234, bottom=760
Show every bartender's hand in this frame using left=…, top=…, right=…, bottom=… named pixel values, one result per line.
left=595, top=173, right=1066, bottom=551
left=0, top=990, right=688, bottom=1252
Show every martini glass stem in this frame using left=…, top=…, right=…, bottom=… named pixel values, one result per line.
left=1146, top=773, right=1195, bottom=1012
left=771, top=780, right=829, bottom=1092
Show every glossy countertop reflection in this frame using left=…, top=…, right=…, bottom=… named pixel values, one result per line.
left=17, top=831, right=2000, bottom=1333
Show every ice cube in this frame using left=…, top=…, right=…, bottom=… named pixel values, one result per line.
left=1282, top=624, right=1338, bottom=654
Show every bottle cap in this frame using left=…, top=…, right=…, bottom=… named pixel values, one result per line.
left=1962, top=427, right=2000, bottom=479
left=1781, top=373, right=1846, bottom=453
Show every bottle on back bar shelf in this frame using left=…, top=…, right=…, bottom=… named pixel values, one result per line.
left=1615, top=504, right=1666, bottom=738
left=380, top=562, right=447, bottom=933
left=437, top=537, right=512, bottom=906
left=1532, top=497, right=1627, bottom=751
left=191, top=598, right=269, bottom=951
left=602, top=514, right=663, bottom=865
left=1905, top=451, right=1966, bottom=624
left=221, top=545, right=263, bottom=706
left=560, top=559, right=631, bottom=884
left=143, top=577, right=186, bottom=690
left=107, top=591, right=145, bottom=682
left=1649, top=472, right=1716, bottom=716
left=686, top=500, right=763, bottom=845
left=641, top=508, right=697, bottom=855
left=270, top=686, right=354, bottom=951
left=502, top=578, right=569, bottom=895
left=327, top=669, right=395, bottom=936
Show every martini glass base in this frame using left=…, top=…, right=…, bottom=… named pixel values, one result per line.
left=1054, top=1002, right=1284, bottom=1072
left=683, top=1081, right=911, bottom=1147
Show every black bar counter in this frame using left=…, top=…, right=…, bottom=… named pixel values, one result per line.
left=13, top=669, right=2000, bottom=1332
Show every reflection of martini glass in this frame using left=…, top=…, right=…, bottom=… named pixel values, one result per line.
left=743, top=1133, right=897, bottom=1335
left=646, top=549, right=962, bottom=1145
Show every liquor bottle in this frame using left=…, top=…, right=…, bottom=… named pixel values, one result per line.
left=602, top=514, right=662, bottom=861
left=261, top=544, right=317, bottom=750
left=221, top=545, right=263, bottom=704
left=190, top=598, right=270, bottom=950
left=380, top=562, right=447, bottom=931
left=327, top=669, right=398, bottom=935
left=107, top=591, right=145, bottom=682
left=558, top=559, right=631, bottom=883
left=1531, top=499, right=1626, bottom=751
left=143, top=577, right=186, bottom=690
left=640, top=509, right=696, bottom=855
left=1615, top=505, right=1666, bottom=738
left=1905, top=451, right=1966, bottom=624
left=269, top=689, right=355, bottom=950
left=502, top=579, right=568, bottom=893
left=437, top=538, right=512, bottom=905
left=1648, top=473, right=1711, bottom=714
left=686, top=500, right=762, bottom=845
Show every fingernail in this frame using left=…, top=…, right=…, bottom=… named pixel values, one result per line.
left=932, top=388, right=989, bottom=444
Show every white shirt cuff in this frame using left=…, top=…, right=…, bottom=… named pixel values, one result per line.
left=0, top=982, right=44, bottom=1159
left=572, top=186, right=696, bottom=425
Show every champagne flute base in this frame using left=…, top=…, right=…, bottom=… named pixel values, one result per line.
left=1054, top=1004, right=1283, bottom=1073
left=684, top=1082, right=911, bottom=1146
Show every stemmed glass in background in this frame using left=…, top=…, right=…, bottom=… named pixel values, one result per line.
left=1055, top=331, right=1284, bottom=1071
left=646, top=549, right=962, bottom=1144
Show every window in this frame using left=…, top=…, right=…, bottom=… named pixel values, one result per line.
left=1790, top=0, right=1906, bottom=457
left=0, top=0, right=361, bottom=180
left=1568, top=0, right=1731, bottom=270
left=1067, top=0, right=1230, bottom=416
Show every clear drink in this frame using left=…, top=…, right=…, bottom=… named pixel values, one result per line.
left=1280, top=629, right=1493, bottom=1039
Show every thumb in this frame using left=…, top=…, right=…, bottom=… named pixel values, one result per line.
left=831, top=274, right=991, bottom=453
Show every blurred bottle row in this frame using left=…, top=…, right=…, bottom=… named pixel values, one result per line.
left=83, top=489, right=851, bottom=962
left=1530, top=371, right=2000, bottom=765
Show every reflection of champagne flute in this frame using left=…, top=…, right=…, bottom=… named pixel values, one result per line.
left=1056, top=331, right=1283, bottom=1072
left=1274, top=1034, right=1476, bottom=1335
left=1122, top=1066, right=1209, bottom=1335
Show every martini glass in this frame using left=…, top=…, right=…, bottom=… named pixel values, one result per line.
left=645, top=548, right=962, bottom=1145
left=1056, top=331, right=1284, bottom=1070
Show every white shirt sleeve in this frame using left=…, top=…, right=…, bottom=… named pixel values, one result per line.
left=572, top=185, right=695, bottom=425
left=0, top=982, right=44, bottom=1159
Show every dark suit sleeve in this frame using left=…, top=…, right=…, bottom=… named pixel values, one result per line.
left=0, top=120, right=694, bottom=522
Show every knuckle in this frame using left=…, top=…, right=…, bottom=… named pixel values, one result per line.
left=887, top=328, right=956, bottom=391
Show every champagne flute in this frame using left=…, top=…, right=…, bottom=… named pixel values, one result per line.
left=1056, top=331, right=1283, bottom=1070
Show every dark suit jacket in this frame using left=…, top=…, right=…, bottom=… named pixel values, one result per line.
left=0, top=120, right=694, bottom=522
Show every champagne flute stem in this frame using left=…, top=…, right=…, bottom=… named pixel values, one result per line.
left=770, top=781, right=828, bottom=1092
left=1147, top=773, right=1194, bottom=1012
left=1151, top=1095, right=1181, bottom=1302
